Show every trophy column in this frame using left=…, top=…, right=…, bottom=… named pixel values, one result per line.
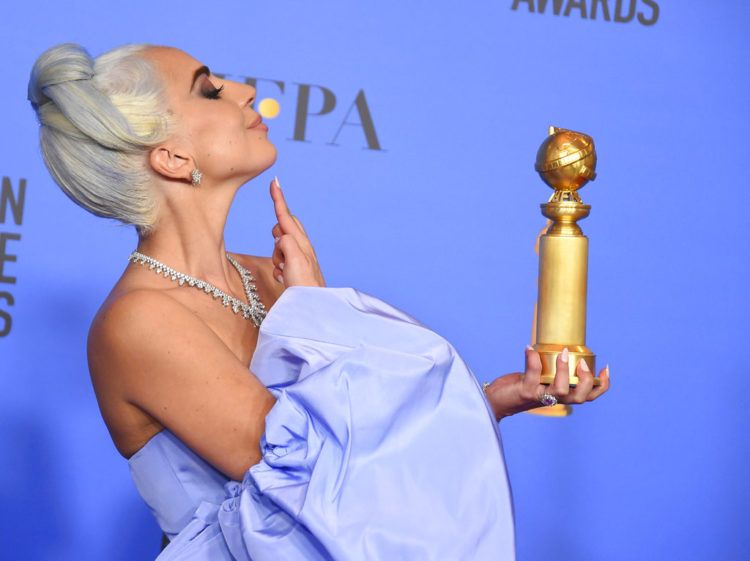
left=532, top=126, right=600, bottom=387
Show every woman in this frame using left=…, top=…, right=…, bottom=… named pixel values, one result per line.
left=28, top=42, right=609, bottom=560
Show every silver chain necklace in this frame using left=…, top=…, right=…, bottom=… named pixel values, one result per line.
left=127, top=250, right=267, bottom=327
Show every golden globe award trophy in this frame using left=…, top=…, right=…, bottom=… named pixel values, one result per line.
left=531, top=126, right=601, bottom=389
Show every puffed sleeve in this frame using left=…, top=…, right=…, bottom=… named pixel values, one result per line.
left=206, top=286, right=516, bottom=561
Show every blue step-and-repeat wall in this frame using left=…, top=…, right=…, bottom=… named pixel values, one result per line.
left=1, top=2, right=748, bottom=560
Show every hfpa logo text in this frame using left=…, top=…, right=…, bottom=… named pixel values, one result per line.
left=214, top=73, right=384, bottom=151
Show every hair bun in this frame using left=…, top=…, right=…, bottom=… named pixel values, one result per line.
left=28, top=43, right=95, bottom=110
left=28, top=42, right=144, bottom=152
left=29, top=41, right=170, bottom=235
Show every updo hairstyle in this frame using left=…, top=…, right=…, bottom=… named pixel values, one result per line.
left=27, top=43, right=173, bottom=236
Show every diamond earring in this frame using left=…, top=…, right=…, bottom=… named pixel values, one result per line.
left=190, top=168, right=203, bottom=186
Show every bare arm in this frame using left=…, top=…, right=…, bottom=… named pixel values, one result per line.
left=88, top=289, right=276, bottom=481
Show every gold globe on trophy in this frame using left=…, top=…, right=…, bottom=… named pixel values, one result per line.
left=531, top=126, right=600, bottom=387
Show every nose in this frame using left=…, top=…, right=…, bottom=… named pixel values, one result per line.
left=220, top=77, right=256, bottom=109
left=236, top=80, right=256, bottom=109
left=222, top=79, right=259, bottom=126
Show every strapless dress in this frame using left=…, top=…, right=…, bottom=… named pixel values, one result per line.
left=127, top=286, right=516, bottom=560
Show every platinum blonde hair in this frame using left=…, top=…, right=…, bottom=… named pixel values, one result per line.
left=27, top=43, right=173, bottom=236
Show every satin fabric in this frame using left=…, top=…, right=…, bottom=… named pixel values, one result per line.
left=128, top=286, right=516, bottom=560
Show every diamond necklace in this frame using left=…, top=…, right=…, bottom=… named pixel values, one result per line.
left=127, top=250, right=267, bottom=327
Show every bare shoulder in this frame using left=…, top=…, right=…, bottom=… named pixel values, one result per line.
left=87, top=285, right=245, bottom=384
left=88, top=288, right=191, bottom=352
left=86, top=288, right=206, bottom=397
left=87, top=250, right=280, bottom=380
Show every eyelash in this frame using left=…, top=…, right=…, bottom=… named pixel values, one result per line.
left=204, top=84, right=224, bottom=100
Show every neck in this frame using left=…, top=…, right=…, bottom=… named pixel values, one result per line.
left=135, top=181, right=240, bottom=287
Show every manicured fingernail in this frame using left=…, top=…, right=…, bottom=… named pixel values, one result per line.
left=274, top=176, right=281, bottom=189
left=276, top=274, right=284, bottom=284
left=580, top=358, right=590, bottom=372
left=561, top=347, right=569, bottom=363
left=274, top=236, right=280, bottom=243
left=605, top=363, right=610, bottom=376
left=526, top=344, right=534, bottom=351
left=278, top=262, right=285, bottom=270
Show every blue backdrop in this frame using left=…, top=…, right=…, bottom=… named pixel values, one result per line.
left=1, top=1, right=748, bottom=560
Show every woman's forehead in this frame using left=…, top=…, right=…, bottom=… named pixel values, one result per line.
left=142, top=46, right=204, bottom=86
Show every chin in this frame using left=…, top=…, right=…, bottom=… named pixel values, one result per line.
left=266, top=143, right=278, bottom=165
left=241, top=150, right=278, bottom=183
left=253, top=151, right=277, bottom=176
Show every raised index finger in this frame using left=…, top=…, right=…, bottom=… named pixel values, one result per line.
left=270, top=177, right=302, bottom=236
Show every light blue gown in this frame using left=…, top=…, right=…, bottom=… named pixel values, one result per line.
left=128, top=286, right=516, bottom=560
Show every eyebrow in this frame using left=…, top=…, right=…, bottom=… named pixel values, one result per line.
left=191, top=65, right=210, bottom=90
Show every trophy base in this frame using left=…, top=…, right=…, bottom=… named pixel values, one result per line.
left=532, top=344, right=600, bottom=387
left=526, top=404, right=573, bottom=417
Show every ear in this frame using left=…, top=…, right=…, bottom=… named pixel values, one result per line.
left=148, top=144, right=195, bottom=182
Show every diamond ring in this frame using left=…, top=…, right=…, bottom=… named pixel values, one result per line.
left=539, top=391, right=558, bottom=407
